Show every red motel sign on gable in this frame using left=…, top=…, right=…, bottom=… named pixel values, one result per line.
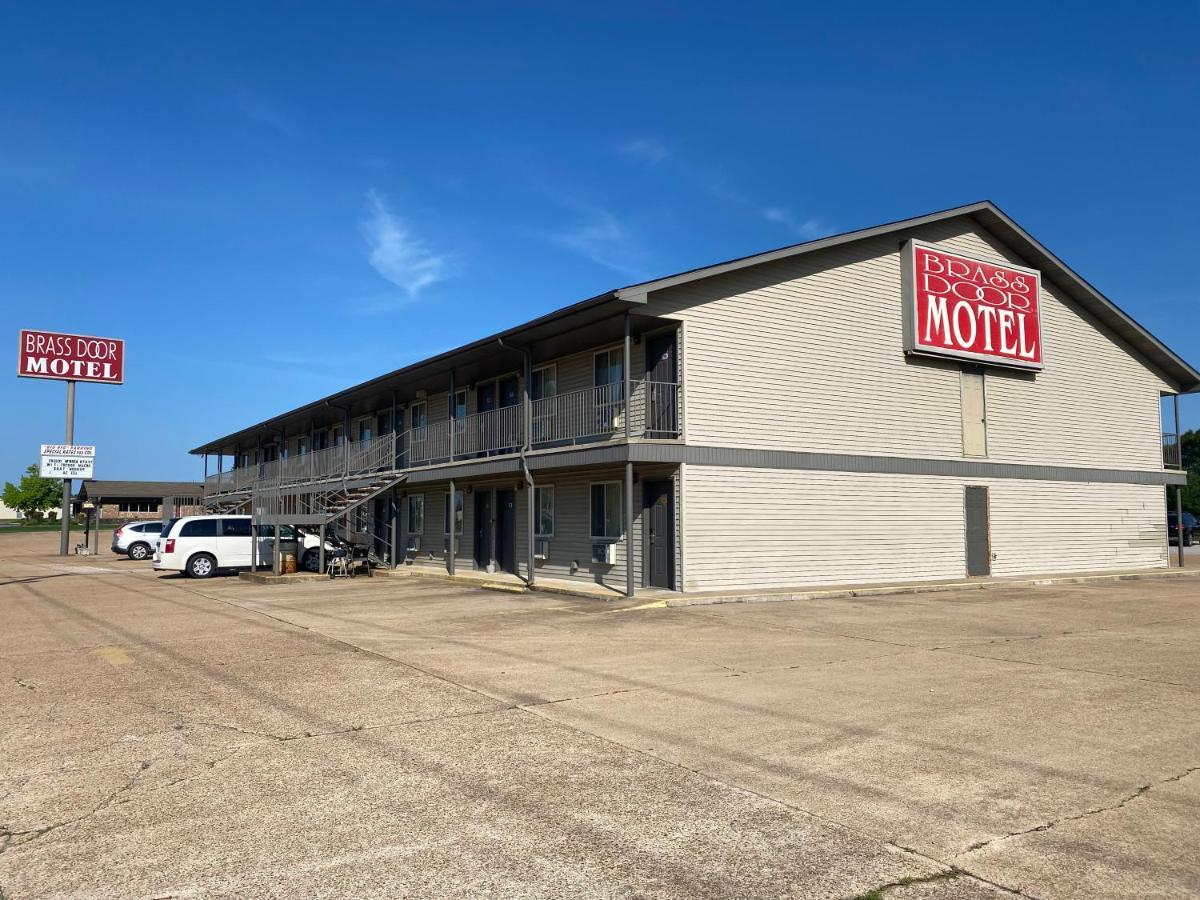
left=902, top=241, right=1043, bottom=371
left=17, top=330, right=125, bottom=384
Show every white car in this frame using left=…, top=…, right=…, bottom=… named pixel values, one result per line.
left=112, top=520, right=163, bottom=560
left=153, top=514, right=321, bottom=578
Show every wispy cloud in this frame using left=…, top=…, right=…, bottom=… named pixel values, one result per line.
left=762, top=206, right=829, bottom=241
left=616, top=138, right=670, bottom=166
left=360, top=189, right=449, bottom=301
left=230, top=86, right=300, bottom=137
left=549, top=205, right=646, bottom=277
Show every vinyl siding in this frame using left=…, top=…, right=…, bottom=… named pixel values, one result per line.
left=644, top=218, right=1175, bottom=471
left=681, top=466, right=1167, bottom=591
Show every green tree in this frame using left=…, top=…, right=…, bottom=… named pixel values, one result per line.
left=2, top=465, right=62, bottom=519
left=1181, top=429, right=1200, bottom=514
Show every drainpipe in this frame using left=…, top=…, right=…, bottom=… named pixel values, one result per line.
left=499, top=337, right=536, bottom=586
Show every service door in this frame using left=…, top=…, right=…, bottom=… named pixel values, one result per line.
left=496, top=489, right=516, bottom=574
left=964, top=486, right=991, bottom=577
left=474, top=491, right=493, bottom=570
left=643, top=480, right=675, bottom=589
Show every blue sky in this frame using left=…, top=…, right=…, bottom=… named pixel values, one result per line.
left=1, top=1, right=1197, bottom=483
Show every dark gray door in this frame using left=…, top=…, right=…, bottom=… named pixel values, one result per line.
left=645, top=332, right=678, bottom=437
left=964, top=486, right=990, bottom=577
left=496, top=489, right=516, bottom=574
left=474, top=491, right=492, bottom=569
left=643, top=480, right=674, bottom=589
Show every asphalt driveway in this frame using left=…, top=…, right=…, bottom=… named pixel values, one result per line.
left=2, top=530, right=1198, bottom=899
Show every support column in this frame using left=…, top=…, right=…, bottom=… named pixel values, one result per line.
left=389, top=490, right=399, bottom=566
left=524, top=350, right=535, bottom=586
left=318, top=523, right=326, bottom=574
left=1177, top=486, right=1186, bottom=569
left=448, top=479, right=456, bottom=576
left=250, top=517, right=257, bottom=571
left=273, top=521, right=281, bottom=577
left=623, top=313, right=631, bottom=441
left=625, top=460, right=634, bottom=597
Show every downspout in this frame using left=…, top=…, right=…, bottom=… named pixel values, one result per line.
left=499, top=337, right=536, bottom=587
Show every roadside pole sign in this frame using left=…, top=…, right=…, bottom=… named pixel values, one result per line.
left=16, top=329, right=124, bottom=555
left=18, top=330, right=125, bottom=384
left=39, top=444, right=96, bottom=479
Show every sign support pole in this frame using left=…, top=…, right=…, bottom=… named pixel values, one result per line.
left=59, top=380, right=76, bottom=556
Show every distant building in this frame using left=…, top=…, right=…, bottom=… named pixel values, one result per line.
left=0, top=500, right=21, bottom=520
left=74, top=480, right=204, bottom=522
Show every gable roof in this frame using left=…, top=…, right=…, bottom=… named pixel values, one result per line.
left=191, top=201, right=1198, bottom=454
left=615, top=200, right=1200, bottom=392
left=76, top=480, right=203, bottom=500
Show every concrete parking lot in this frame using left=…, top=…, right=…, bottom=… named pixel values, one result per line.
left=2, top=531, right=1199, bottom=899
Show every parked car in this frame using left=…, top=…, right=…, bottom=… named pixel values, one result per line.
left=1168, top=511, right=1197, bottom=547
left=153, top=515, right=317, bottom=578
left=112, top=520, right=163, bottom=560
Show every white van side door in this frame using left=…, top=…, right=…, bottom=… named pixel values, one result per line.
left=219, top=518, right=254, bottom=567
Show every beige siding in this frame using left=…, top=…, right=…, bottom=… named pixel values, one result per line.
left=681, top=466, right=1167, bottom=591
left=645, top=219, right=1174, bottom=471
left=985, top=479, right=1166, bottom=576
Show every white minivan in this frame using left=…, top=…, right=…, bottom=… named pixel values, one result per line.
left=153, top=515, right=314, bottom=578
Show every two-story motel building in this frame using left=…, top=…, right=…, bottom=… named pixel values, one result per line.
left=193, top=202, right=1198, bottom=594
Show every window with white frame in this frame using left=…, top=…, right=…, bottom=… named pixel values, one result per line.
left=535, top=485, right=554, bottom=538
left=589, top=482, right=622, bottom=539
left=443, top=490, right=464, bottom=535
left=408, top=494, right=424, bottom=534
left=118, top=500, right=160, bottom=513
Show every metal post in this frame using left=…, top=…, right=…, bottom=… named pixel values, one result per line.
left=625, top=461, right=634, bottom=597
left=273, top=520, right=281, bottom=577
left=448, top=479, right=456, bottom=576
left=318, top=523, right=326, bottom=574
left=623, top=313, right=631, bottom=441
left=389, top=490, right=399, bottom=566
left=250, top=517, right=257, bottom=571
left=1177, top=487, right=1186, bottom=569
left=524, top=351, right=535, bottom=586
left=58, top=380, right=76, bottom=555
left=92, top=497, right=102, bottom=555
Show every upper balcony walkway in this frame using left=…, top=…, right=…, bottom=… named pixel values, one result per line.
left=204, top=380, right=680, bottom=498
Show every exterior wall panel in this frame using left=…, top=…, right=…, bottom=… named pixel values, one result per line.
left=681, top=466, right=1168, bottom=592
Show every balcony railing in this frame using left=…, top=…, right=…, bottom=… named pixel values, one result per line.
left=205, top=380, right=681, bottom=498
left=1163, top=432, right=1182, bottom=469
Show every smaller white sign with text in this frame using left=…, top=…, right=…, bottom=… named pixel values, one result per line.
left=40, top=444, right=96, bottom=479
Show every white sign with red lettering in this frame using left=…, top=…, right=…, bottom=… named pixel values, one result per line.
left=40, top=444, right=96, bottom=479
left=902, top=240, right=1044, bottom=371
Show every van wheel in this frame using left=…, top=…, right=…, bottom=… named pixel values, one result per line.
left=127, top=542, right=151, bottom=561
left=188, top=553, right=217, bottom=579
left=302, top=551, right=321, bottom=573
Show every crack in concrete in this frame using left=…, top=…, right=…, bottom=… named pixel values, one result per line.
left=959, top=765, right=1200, bottom=856
left=0, top=758, right=154, bottom=855
left=843, top=868, right=960, bottom=900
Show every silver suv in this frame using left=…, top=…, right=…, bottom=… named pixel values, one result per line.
left=112, top=521, right=163, bottom=560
